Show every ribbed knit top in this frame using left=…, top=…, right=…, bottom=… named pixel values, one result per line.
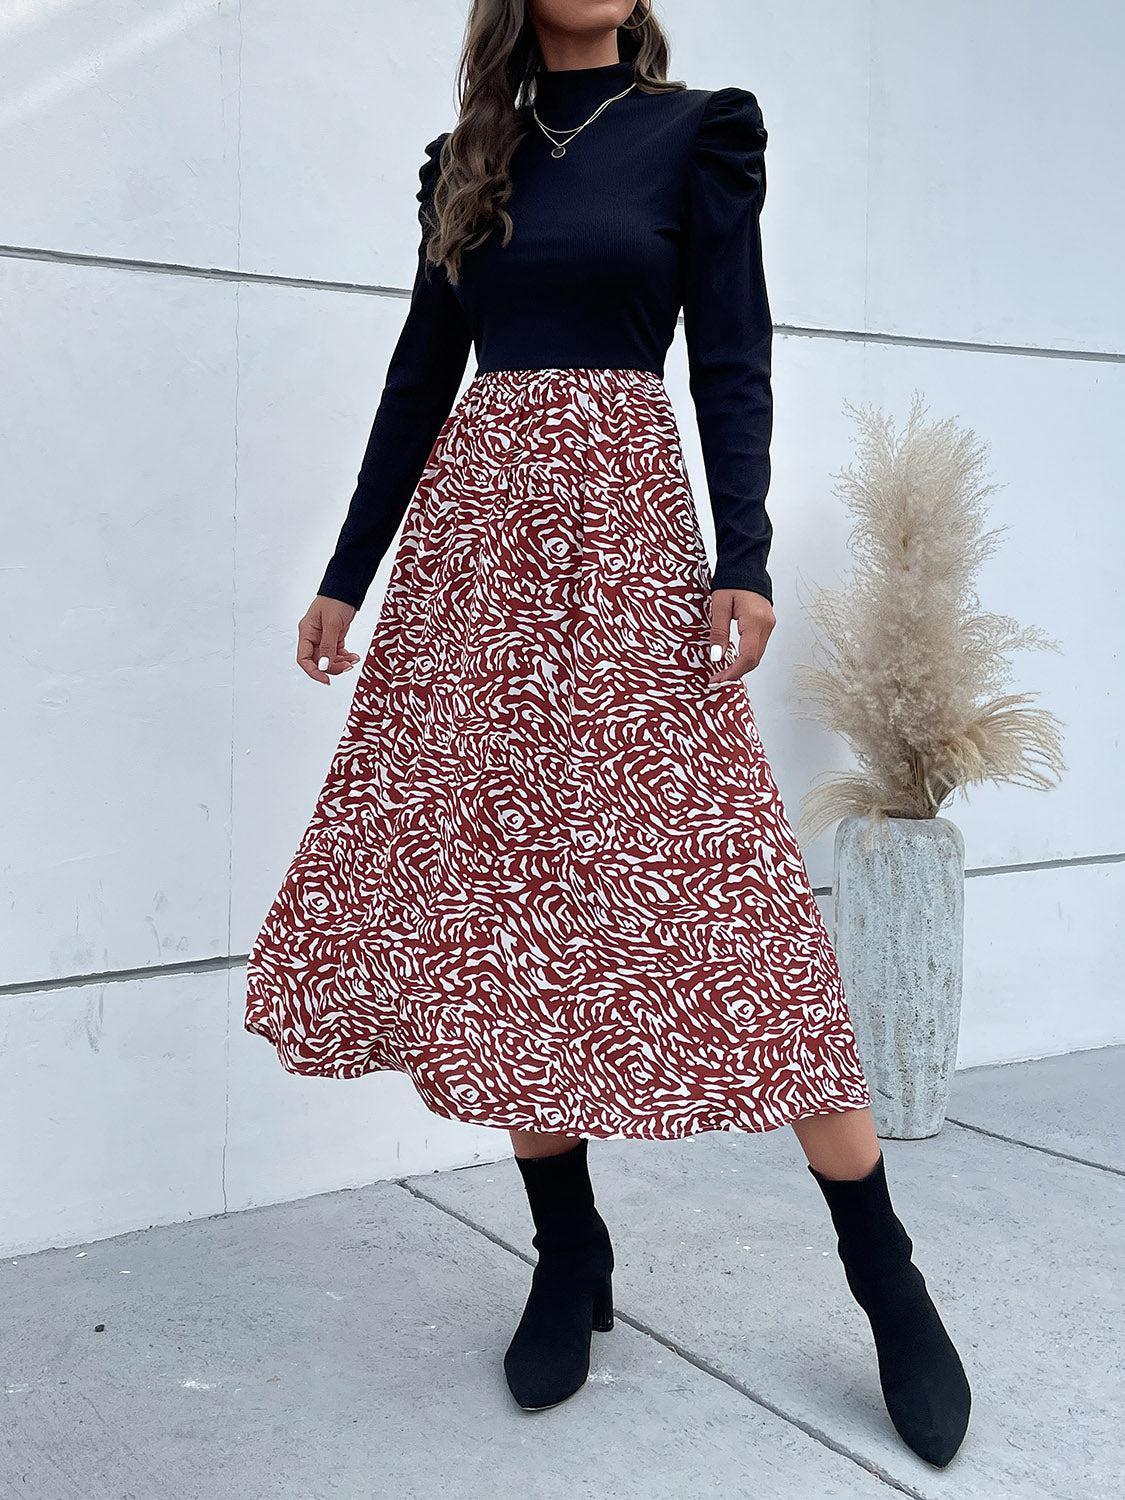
left=318, top=59, right=775, bottom=608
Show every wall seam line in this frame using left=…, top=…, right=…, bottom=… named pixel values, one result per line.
left=1, top=244, right=1122, bottom=363
left=1, top=850, right=1121, bottom=997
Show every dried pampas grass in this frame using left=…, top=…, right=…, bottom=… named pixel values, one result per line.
left=793, top=392, right=1066, bottom=844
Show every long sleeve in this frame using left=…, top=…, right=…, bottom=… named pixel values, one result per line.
left=681, top=88, right=775, bottom=604
left=317, top=134, right=474, bottom=608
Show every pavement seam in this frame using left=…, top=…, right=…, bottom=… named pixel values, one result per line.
left=398, top=1178, right=927, bottom=1499
left=944, top=1117, right=1125, bottom=1178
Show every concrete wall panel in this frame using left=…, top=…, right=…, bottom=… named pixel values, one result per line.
left=866, top=0, right=1125, bottom=353
left=0, top=0, right=239, bottom=267
left=0, top=970, right=229, bottom=1257
left=663, top=0, right=872, bottom=336
left=0, top=258, right=237, bottom=984
left=960, top=860, right=1124, bottom=1067
left=236, top=0, right=467, bottom=287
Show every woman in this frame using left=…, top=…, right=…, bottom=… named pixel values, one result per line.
left=245, top=0, right=970, bottom=1465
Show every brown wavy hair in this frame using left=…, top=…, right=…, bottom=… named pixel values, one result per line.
left=427, top=2, right=684, bottom=283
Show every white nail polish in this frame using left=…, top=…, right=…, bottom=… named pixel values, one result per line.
left=318, top=656, right=330, bottom=672
left=709, top=644, right=724, bottom=662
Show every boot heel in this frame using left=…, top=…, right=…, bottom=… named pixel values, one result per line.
left=591, top=1276, right=614, bottom=1332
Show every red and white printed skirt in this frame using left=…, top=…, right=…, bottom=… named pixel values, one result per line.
left=244, top=367, right=872, bottom=1139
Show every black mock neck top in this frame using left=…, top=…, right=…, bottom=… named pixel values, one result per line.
left=318, top=59, right=775, bottom=608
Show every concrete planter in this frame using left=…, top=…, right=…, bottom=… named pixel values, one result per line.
left=832, top=814, right=965, bottom=1139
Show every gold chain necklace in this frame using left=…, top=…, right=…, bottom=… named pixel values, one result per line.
left=532, top=80, right=637, bottom=158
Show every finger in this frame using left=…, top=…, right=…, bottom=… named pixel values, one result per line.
left=714, top=621, right=768, bottom=681
left=321, top=617, right=360, bottom=674
left=296, top=622, right=330, bottom=685
left=710, top=642, right=760, bottom=682
left=317, top=620, right=342, bottom=677
left=709, top=591, right=734, bottom=654
left=720, top=595, right=774, bottom=680
left=708, top=592, right=735, bottom=679
left=325, top=647, right=361, bottom=675
left=326, top=621, right=361, bottom=673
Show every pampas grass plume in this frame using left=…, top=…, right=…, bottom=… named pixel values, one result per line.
left=793, top=392, right=1066, bottom=844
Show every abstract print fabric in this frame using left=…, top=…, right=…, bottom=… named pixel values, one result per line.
left=244, top=367, right=873, bottom=1138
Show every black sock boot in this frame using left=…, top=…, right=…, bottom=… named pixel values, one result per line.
left=503, top=1138, right=615, bottom=1410
left=809, top=1152, right=971, bottom=1467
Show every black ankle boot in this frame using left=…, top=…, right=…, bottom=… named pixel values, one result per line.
left=504, top=1138, right=615, bottom=1411
left=809, top=1152, right=971, bottom=1468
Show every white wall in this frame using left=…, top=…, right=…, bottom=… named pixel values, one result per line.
left=2, top=1, right=1122, bottom=1256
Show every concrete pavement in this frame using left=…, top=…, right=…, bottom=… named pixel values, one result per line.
left=2, top=1048, right=1122, bottom=1499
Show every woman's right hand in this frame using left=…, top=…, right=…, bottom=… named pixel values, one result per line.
left=297, top=596, right=361, bottom=685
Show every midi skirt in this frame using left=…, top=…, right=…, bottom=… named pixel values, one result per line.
left=244, top=366, right=873, bottom=1139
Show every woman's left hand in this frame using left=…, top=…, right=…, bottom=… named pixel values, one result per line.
left=708, top=589, right=775, bottom=683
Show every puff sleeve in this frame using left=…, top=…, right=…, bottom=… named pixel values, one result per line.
left=317, top=134, right=473, bottom=609
left=681, top=88, right=774, bottom=603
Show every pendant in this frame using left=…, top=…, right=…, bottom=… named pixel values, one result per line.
left=551, top=145, right=566, bottom=159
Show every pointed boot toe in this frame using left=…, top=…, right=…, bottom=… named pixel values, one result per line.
left=810, top=1154, right=971, bottom=1467
left=503, top=1332, right=589, bottom=1411
left=879, top=1321, right=972, bottom=1466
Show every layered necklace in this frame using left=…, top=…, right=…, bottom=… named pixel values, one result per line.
left=531, top=78, right=637, bottom=159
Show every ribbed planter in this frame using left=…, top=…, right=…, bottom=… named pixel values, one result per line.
left=832, top=814, right=965, bottom=1139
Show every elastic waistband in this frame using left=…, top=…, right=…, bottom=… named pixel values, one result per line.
left=441, top=365, right=684, bottom=476
left=469, top=365, right=665, bottom=386
left=463, top=366, right=666, bottom=408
